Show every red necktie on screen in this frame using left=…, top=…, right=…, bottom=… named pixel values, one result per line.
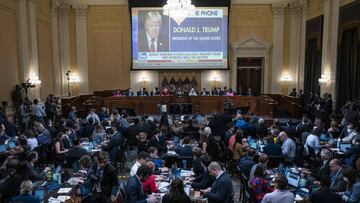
left=149, top=38, right=155, bottom=52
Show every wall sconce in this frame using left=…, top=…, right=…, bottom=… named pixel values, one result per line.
left=69, top=73, right=80, bottom=83
left=279, top=72, right=292, bottom=84
left=29, top=73, right=41, bottom=86
left=280, top=72, right=291, bottom=95
left=139, top=72, right=150, bottom=88
left=318, top=72, right=331, bottom=86
left=210, top=71, right=220, bottom=87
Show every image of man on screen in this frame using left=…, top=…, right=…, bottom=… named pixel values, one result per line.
left=138, top=11, right=169, bottom=52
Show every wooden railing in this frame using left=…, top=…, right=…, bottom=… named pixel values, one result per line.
left=267, top=94, right=302, bottom=118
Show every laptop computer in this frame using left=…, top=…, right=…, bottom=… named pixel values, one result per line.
left=0, top=145, right=6, bottom=153
left=339, top=143, right=352, bottom=152
left=286, top=171, right=300, bottom=189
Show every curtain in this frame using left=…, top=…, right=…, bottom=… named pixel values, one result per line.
left=304, top=38, right=321, bottom=99
left=336, top=28, right=360, bottom=109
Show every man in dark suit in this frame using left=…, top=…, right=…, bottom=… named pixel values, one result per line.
left=329, top=159, right=347, bottom=192
left=125, top=165, right=157, bottom=203
left=175, top=137, right=193, bottom=156
left=201, top=162, right=234, bottom=203
left=138, top=11, right=168, bottom=52
left=67, top=138, right=88, bottom=158
left=102, top=126, right=125, bottom=162
left=238, top=148, right=256, bottom=177
left=310, top=176, right=343, bottom=203
left=87, top=151, right=119, bottom=203
left=314, top=148, right=331, bottom=179
left=137, top=87, right=149, bottom=96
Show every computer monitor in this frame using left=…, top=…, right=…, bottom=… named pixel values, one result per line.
left=250, top=142, right=257, bottom=149
left=0, top=145, right=6, bottom=153
left=34, top=189, right=45, bottom=201
left=339, top=143, right=352, bottom=152
left=286, top=171, right=300, bottom=188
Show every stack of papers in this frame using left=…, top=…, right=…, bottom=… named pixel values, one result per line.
left=48, top=196, right=70, bottom=203
left=180, top=170, right=195, bottom=177
left=57, top=188, right=72, bottom=194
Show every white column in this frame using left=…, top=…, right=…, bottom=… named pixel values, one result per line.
left=298, top=1, right=307, bottom=91
left=329, top=0, right=340, bottom=105
left=51, top=1, right=62, bottom=96
left=58, top=1, right=71, bottom=96
left=288, top=0, right=305, bottom=90
left=73, top=5, right=89, bottom=94
left=29, top=0, right=41, bottom=99
left=271, top=3, right=286, bottom=93
left=17, top=0, right=30, bottom=84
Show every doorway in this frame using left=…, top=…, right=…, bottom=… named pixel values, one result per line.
left=236, top=58, right=263, bottom=95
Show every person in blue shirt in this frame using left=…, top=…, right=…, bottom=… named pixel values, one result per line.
left=11, top=180, right=41, bottom=203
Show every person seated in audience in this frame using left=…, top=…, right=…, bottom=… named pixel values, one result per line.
left=329, top=158, right=347, bottom=192
left=150, top=87, right=160, bottom=96
left=98, top=107, right=108, bottom=122
left=136, top=132, right=148, bottom=153
left=249, top=153, right=268, bottom=181
left=278, top=131, right=296, bottom=165
left=130, top=151, right=149, bottom=176
left=34, top=123, right=51, bottom=145
left=313, top=148, right=332, bottom=179
left=255, top=118, right=268, bottom=138
left=11, top=180, right=40, bottom=203
left=147, top=146, right=163, bottom=171
left=189, top=88, right=197, bottom=96
left=192, top=147, right=205, bottom=178
left=268, top=119, right=280, bottom=134
left=344, top=137, right=360, bottom=167
left=86, top=108, right=100, bottom=125
left=125, top=165, right=157, bottom=203
left=67, top=138, right=88, bottom=158
left=201, top=162, right=234, bottom=203
left=262, top=174, right=294, bottom=203
left=18, top=135, right=31, bottom=154
left=295, top=115, right=312, bottom=135
left=142, top=161, right=159, bottom=195
left=86, top=151, right=118, bottom=203
left=92, top=124, right=106, bottom=144
left=161, top=88, right=170, bottom=96
left=262, top=135, right=283, bottom=157
left=225, top=88, right=234, bottom=96
left=26, top=130, right=38, bottom=150
left=148, top=129, right=167, bottom=154
left=61, top=128, right=73, bottom=149
left=228, top=129, right=243, bottom=150
left=304, top=127, right=322, bottom=157
left=26, top=151, right=51, bottom=181
left=102, top=125, right=125, bottom=162
left=342, top=123, right=359, bottom=144
left=175, top=136, right=193, bottom=156
left=68, top=106, right=77, bottom=121
left=0, top=124, right=10, bottom=144
left=162, top=177, right=191, bottom=203
left=327, top=120, right=340, bottom=139
left=203, top=127, right=219, bottom=160
left=231, top=131, right=247, bottom=162
left=239, top=147, right=256, bottom=177
left=340, top=167, right=360, bottom=203
left=183, top=119, right=199, bottom=138
left=53, top=132, right=68, bottom=161
left=171, top=120, right=183, bottom=137
left=289, top=88, right=297, bottom=97
left=188, top=155, right=215, bottom=190
left=311, top=176, right=343, bottom=203
left=137, top=87, right=149, bottom=96
left=0, top=158, right=23, bottom=201
left=250, top=164, right=273, bottom=203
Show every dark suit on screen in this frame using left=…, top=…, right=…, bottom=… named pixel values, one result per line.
left=138, top=30, right=169, bottom=52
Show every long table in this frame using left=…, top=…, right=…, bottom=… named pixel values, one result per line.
left=103, top=95, right=278, bottom=117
